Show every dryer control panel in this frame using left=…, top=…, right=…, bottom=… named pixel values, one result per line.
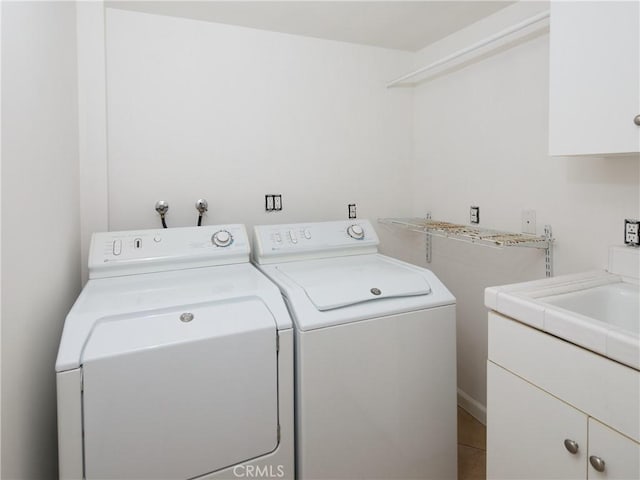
left=253, top=220, right=379, bottom=264
left=89, top=225, right=250, bottom=279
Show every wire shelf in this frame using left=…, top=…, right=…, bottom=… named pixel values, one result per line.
left=378, top=217, right=553, bottom=249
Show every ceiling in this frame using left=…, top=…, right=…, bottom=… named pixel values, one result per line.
left=105, top=1, right=513, bottom=52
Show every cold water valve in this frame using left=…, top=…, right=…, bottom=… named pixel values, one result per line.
left=155, top=200, right=169, bottom=229
left=196, top=199, right=208, bottom=227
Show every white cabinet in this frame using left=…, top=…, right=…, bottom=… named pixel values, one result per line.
left=588, top=419, right=640, bottom=480
left=488, top=362, right=640, bottom=480
left=549, top=1, right=640, bottom=156
left=487, top=362, right=587, bottom=480
left=487, top=313, right=640, bottom=479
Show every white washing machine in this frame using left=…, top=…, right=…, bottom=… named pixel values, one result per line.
left=253, top=219, right=457, bottom=480
left=56, top=225, right=294, bottom=480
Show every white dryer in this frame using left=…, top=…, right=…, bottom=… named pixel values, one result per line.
left=56, top=225, right=293, bottom=480
left=253, top=220, right=457, bottom=480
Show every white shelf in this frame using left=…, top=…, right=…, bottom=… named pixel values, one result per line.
left=379, top=217, right=554, bottom=276
left=379, top=217, right=551, bottom=248
left=386, top=10, right=550, bottom=88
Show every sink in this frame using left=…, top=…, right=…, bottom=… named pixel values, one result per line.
left=485, top=246, right=640, bottom=371
left=541, top=282, right=639, bottom=335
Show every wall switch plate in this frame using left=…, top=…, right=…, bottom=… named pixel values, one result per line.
left=470, top=206, right=480, bottom=224
left=624, top=219, right=640, bottom=246
left=265, top=194, right=282, bottom=212
left=348, top=204, right=356, bottom=219
left=522, top=210, right=537, bottom=234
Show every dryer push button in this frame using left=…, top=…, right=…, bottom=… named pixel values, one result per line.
left=112, top=240, right=122, bottom=256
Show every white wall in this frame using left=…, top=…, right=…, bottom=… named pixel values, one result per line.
left=406, top=2, right=640, bottom=421
left=1, top=2, right=80, bottom=478
left=0, top=2, right=3, bottom=474
left=103, top=8, right=414, bottom=247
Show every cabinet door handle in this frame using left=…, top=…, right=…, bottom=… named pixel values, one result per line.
left=590, top=455, right=606, bottom=472
left=634, top=114, right=640, bottom=126
left=563, top=439, right=579, bottom=454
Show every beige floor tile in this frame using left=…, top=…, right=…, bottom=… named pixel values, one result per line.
left=457, top=407, right=486, bottom=450
left=457, top=406, right=486, bottom=479
left=458, top=444, right=486, bottom=480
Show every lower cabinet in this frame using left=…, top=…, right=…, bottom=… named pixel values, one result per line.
left=487, top=362, right=587, bottom=479
left=487, top=362, right=640, bottom=480
left=588, top=418, right=640, bottom=480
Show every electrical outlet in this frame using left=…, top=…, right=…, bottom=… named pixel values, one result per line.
left=273, top=194, right=282, bottom=211
left=470, top=206, right=480, bottom=224
left=624, top=219, right=640, bottom=246
left=265, top=194, right=283, bottom=212
left=265, top=195, right=274, bottom=211
left=522, top=210, right=536, bottom=234
left=348, top=204, right=357, bottom=219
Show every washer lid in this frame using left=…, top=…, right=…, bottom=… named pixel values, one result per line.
left=277, top=256, right=431, bottom=311
left=81, top=298, right=276, bottom=363
left=82, top=298, right=278, bottom=480
left=56, top=263, right=292, bottom=372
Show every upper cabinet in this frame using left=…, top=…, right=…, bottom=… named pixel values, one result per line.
left=549, top=1, right=640, bottom=157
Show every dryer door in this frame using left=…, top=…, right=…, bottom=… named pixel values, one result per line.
left=81, top=299, right=278, bottom=480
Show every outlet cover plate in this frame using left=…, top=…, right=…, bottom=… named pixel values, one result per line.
left=470, top=206, right=480, bottom=224
left=522, top=210, right=536, bottom=234
left=273, top=194, right=282, bottom=211
left=624, top=219, right=640, bottom=246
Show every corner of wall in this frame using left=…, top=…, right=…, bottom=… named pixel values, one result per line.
left=76, top=1, right=109, bottom=284
left=0, top=0, right=3, bottom=474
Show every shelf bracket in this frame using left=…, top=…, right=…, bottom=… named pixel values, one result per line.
left=544, top=225, right=553, bottom=278
left=425, top=212, right=432, bottom=263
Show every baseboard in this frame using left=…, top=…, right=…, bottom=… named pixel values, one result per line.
left=457, top=388, right=486, bottom=425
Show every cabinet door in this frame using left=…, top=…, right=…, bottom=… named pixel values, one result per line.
left=549, top=1, right=640, bottom=156
left=588, top=418, right=640, bottom=480
left=487, top=361, right=587, bottom=479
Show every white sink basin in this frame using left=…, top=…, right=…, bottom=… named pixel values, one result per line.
left=541, top=282, right=639, bottom=335
left=486, top=246, right=640, bottom=370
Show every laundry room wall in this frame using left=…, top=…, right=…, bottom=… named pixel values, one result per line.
left=405, top=1, right=640, bottom=422
left=94, top=7, right=413, bottom=268
left=1, top=2, right=81, bottom=479
left=0, top=3, right=3, bottom=474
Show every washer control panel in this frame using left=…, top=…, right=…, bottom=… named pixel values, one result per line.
left=253, top=219, right=379, bottom=264
left=89, top=224, right=250, bottom=278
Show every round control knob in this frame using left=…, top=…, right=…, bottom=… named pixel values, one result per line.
left=212, top=230, right=233, bottom=247
left=347, top=224, right=365, bottom=240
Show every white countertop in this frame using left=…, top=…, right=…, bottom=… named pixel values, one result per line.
left=486, top=269, right=640, bottom=371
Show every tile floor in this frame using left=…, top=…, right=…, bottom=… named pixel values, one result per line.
left=457, top=406, right=487, bottom=480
